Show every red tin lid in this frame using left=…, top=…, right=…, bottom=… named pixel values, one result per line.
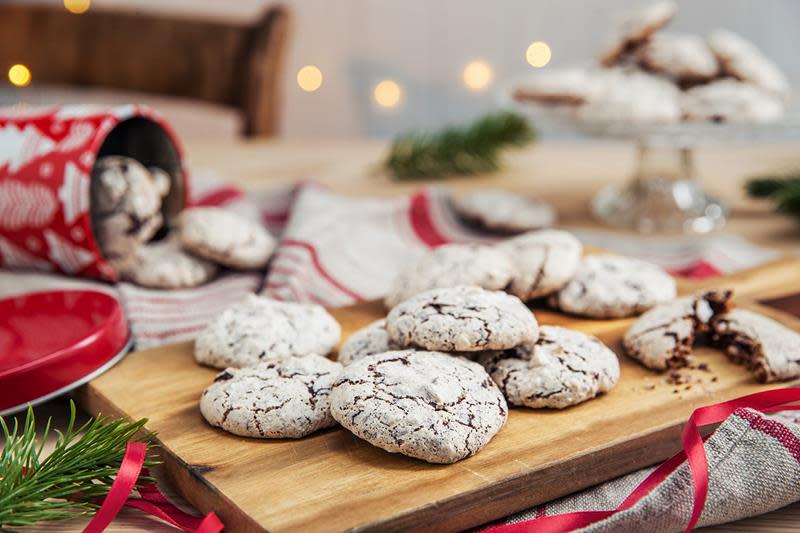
left=0, top=290, right=131, bottom=415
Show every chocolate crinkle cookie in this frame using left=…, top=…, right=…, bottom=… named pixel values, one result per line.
left=623, top=290, right=732, bottom=370
left=200, top=354, right=343, bottom=439
left=711, top=308, right=800, bottom=383
left=451, top=189, right=556, bottom=233
left=386, top=286, right=539, bottom=352
left=194, top=294, right=341, bottom=369
left=479, top=326, right=620, bottom=409
left=329, top=350, right=508, bottom=464
left=384, top=244, right=514, bottom=309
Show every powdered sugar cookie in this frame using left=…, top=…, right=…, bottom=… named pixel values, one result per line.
left=707, top=29, right=789, bottom=97
left=195, top=294, right=341, bottom=368
left=178, top=207, right=276, bottom=270
left=578, top=69, right=681, bottom=124
left=681, top=79, right=784, bottom=123
left=387, top=286, right=538, bottom=352
left=384, top=244, right=514, bottom=309
left=116, top=237, right=218, bottom=289
left=338, top=319, right=400, bottom=366
left=549, top=255, right=676, bottom=318
left=329, top=350, right=507, bottom=463
left=512, top=68, right=601, bottom=106
left=200, top=354, right=342, bottom=438
left=479, top=326, right=620, bottom=409
left=637, top=33, right=719, bottom=82
left=451, top=189, right=556, bottom=233
left=624, top=290, right=732, bottom=370
left=498, top=229, right=582, bottom=301
left=711, top=308, right=800, bottom=383
left=599, top=1, right=677, bottom=66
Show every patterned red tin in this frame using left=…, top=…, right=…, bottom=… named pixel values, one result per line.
left=0, top=104, right=187, bottom=281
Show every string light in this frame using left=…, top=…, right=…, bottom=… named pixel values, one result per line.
left=297, top=65, right=323, bottom=92
left=463, top=60, right=493, bottom=91
left=526, top=41, right=552, bottom=68
left=374, top=80, right=402, bottom=108
left=63, top=0, right=91, bottom=14
left=8, top=64, right=31, bottom=87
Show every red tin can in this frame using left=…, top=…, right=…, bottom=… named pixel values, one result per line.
left=0, top=104, right=187, bottom=281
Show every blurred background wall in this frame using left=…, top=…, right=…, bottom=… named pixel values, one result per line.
left=7, top=0, right=799, bottom=138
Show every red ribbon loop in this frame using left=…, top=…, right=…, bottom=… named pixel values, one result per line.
left=83, top=442, right=223, bottom=533
left=486, top=387, right=800, bottom=533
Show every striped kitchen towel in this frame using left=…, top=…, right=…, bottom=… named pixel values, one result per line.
left=0, top=173, right=781, bottom=348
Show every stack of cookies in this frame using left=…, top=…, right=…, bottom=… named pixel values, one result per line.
left=91, top=156, right=276, bottom=289
left=514, top=1, right=790, bottom=124
left=383, top=229, right=677, bottom=319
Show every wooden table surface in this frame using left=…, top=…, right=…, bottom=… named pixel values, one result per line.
left=21, top=138, right=800, bottom=531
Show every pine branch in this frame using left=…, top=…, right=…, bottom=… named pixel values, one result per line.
left=746, top=172, right=800, bottom=219
left=0, top=401, right=157, bottom=528
left=385, top=111, right=536, bottom=180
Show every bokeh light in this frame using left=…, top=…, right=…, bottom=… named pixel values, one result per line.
left=297, top=65, right=323, bottom=92
left=374, top=80, right=402, bottom=108
left=463, top=60, right=493, bottom=91
left=8, top=64, right=31, bottom=87
left=64, top=0, right=91, bottom=14
left=526, top=41, right=552, bottom=68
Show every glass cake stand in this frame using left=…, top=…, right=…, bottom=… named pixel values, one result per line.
left=512, top=102, right=800, bottom=235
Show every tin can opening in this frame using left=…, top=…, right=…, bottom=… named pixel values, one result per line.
left=95, top=116, right=185, bottom=226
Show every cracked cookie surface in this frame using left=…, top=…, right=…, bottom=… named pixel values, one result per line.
left=711, top=308, right=800, bottom=383
left=479, top=326, right=619, bottom=409
left=116, top=236, right=218, bottom=289
left=195, top=294, right=341, bottom=368
left=498, top=229, right=582, bottom=301
left=200, top=354, right=343, bottom=438
left=599, top=1, right=676, bottom=66
left=549, top=255, right=676, bottom=318
left=624, top=290, right=732, bottom=370
left=385, top=244, right=514, bottom=309
left=329, top=350, right=507, bottom=463
left=386, top=286, right=539, bottom=352
left=451, top=189, right=556, bottom=233
left=707, top=29, right=789, bottom=97
left=178, top=207, right=276, bottom=270
left=338, top=319, right=401, bottom=366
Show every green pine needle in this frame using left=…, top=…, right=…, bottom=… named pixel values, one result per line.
left=0, top=401, right=157, bottom=528
left=746, top=172, right=800, bottom=220
left=385, top=111, right=536, bottom=180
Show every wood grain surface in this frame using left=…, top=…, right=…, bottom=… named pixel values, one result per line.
left=76, top=259, right=800, bottom=533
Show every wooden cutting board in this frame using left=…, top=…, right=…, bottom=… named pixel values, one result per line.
left=76, top=257, right=800, bottom=533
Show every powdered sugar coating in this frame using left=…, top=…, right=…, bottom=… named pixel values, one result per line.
left=338, top=319, right=399, bottom=366
left=681, top=79, right=784, bottom=124
left=200, top=354, right=342, bottom=438
left=599, top=1, right=677, bottom=66
left=117, top=237, right=218, bottom=289
left=384, top=244, right=514, bottom=309
left=498, top=229, right=582, bottom=300
left=178, top=207, right=276, bottom=270
left=452, top=189, right=556, bottom=233
left=329, top=350, right=507, bottom=463
left=712, top=308, right=800, bottom=383
left=479, top=326, right=620, bottom=409
left=637, top=33, right=719, bottom=81
left=707, top=29, right=789, bottom=97
left=549, top=255, right=676, bottom=318
left=195, top=294, right=341, bottom=368
left=387, top=286, right=539, bottom=352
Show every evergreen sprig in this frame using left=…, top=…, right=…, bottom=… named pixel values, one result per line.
left=385, top=111, right=535, bottom=180
left=0, top=401, right=156, bottom=528
left=746, top=173, right=800, bottom=219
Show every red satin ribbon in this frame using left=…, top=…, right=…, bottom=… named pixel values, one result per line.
left=83, top=442, right=223, bottom=533
left=486, top=387, right=800, bottom=533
